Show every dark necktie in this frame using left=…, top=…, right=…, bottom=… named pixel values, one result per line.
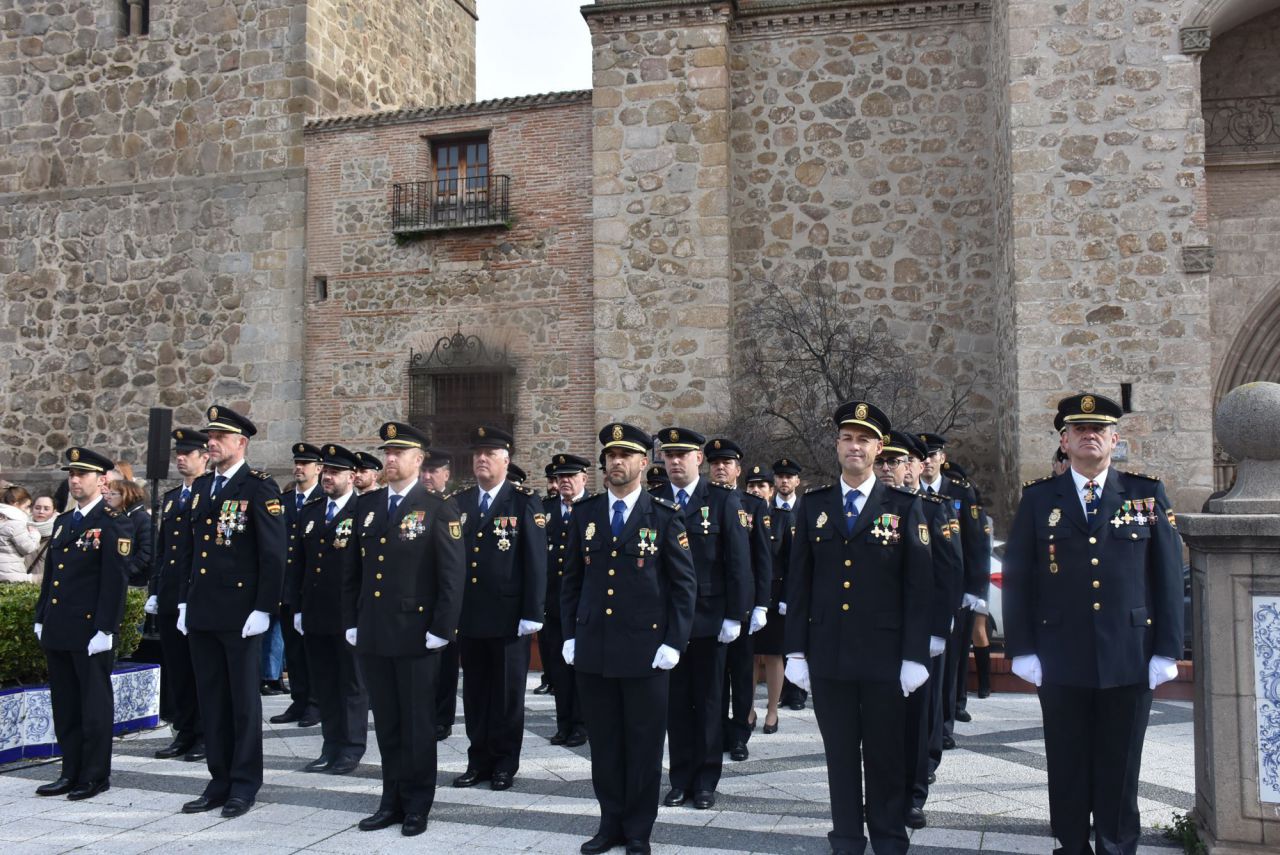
left=388, top=493, right=402, bottom=517
left=781, top=501, right=791, bottom=512
left=72, top=508, right=83, bottom=526
left=179, top=487, right=191, bottom=509
left=611, top=500, right=626, bottom=538
left=844, top=490, right=860, bottom=536
left=562, top=501, right=572, bottom=519
left=211, top=474, right=226, bottom=498
left=325, top=500, right=337, bottom=525
left=295, top=492, right=305, bottom=511
left=1084, top=481, right=1100, bottom=517
left=926, top=484, right=936, bottom=497
left=479, top=492, right=491, bottom=516
left=676, top=488, right=688, bottom=509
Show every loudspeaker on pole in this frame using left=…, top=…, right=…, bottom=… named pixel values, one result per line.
left=146, top=408, right=173, bottom=481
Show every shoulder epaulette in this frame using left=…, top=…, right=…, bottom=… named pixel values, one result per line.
left=805, top=484, right=833, bottom=494
left=512, top=484, right=534, bottom=496
left=443, top=488, right=464, bottom=501
left=943, top=474, right=971, bottom=488
left=1121, top=470, right=1161, bottom=482
left=573, top=492, right=594, bottom=504
left=710, top=481, right=734, bottom=490
left=1022, top=475, right=1054, bottom=489
left=652, top=495, right=680, bottom=511
left=251, top=469, right=273, bottom=481
left=303, top=493, right=325, bottom=505
left=916, top=489, right=944, bottom=504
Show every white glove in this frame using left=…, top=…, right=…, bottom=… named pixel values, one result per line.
left=1148, top=655, right=1179, bottom=690
left=176, top=604, right=187, bottom=636
left=717, top=618, right=742, bottom=644
left=778, top=602, right=787, bottom=616
left=34, top=622, right=43, bottom=640
left=962, top=593, right=983, bottom=610
left=972, top=598, right=990, bottom=616
left=562, top=639, right=575, bottom=666
left=344, top=627, right=357, bottom=647
left=517, top=619, right=543, bottom=637
left=293, top=612, right=304, bottom=635
left=749, top=606, right=768, bottom=635
left=929, top=635, right=947, bottom=658
left=426, top=632, right=449, bottom=650
left=144, top=595, right=159, bottom=615
left=784, top=656, right=811, bottom=692
left=651, top=643, right=680, bottom=670
left=1011, top=653, right=1043, bottom=687
left=87, top=631, right=113, bottom=656
left=241, top=609, right=270, bottom=638
left=900, top=660, right=930, bottom=697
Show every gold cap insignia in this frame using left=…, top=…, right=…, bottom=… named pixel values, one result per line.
left=210, top=406, right=219, bottom=419
left=478, top=426, right=486, bottom=437
left=713, top=440, right=721, bottom=449
left=1081, top=395, right=1096, bottom=413
left=752, top=466, right=760, bottom=474
left=328, top=446, right=336, bottom=455
left=611, top=425, right=623, bottom=441
left=386, top=424, right=397, bottom=439
left=855, top=403, right=868, bottom=420
left=70, top=449, right=80, bottom=462
left=669, top=429, right=679, bottom=442
left=558, top=455, right=566, bottom=464
left=781, top=459, right=788, bottom=466
left=176, top=430, right=184, bottom=439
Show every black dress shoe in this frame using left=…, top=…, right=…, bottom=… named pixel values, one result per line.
left=978, top=687, right=991, bottom=699
left=927, top=771, right=936, bottom=785
left=182, top=795, right=226, bottom=813
left=67, top=779, right=110, bottom=800
left=303, top=756, right=333, bottom=773
left=955, top=708, right=972, bottom=723
left=693, top=790, right=716, bottom=809
left=297, top=706, right=321, bottom=728
left=269, top=705, right=303, bottom=724
left=401, top=813, right=427, bottom=836
left=358, top=808, right=404, bottom=831
left=625, top=840, right=651, bottom=855
left=154, top=739, right=195, bottom=759
left=662, top=787, right=688, bottom=807
left=221, top=797, right=252, bottom=818
left=942, top=735, right=956, bottom=750
left=729, top=742, right=748, bottom=762
left=906, top=807, right=927, bottom=829
left=490, top=771, right=514, bottom=791
left=183, top=742, right=207, bottom=762
left=762, top=718, right=779, bottom=735
left=453, top=768, right=491, bottom=788
left=260, top=680, right=285, bottom=696
left=435, top=725, right=452, bottom=741
left=533, top=682, right=553, bottom=695
left=581, top=831, right=623, bottom=854
left=327, top=757, right=360, bottom=775
left=36, top=777, right=74, bottom=796
left=565, top=731, right=588, bottom=748
left=786, top=701, right=805, bottom=711
left=550, top=731, right=568, bottom=745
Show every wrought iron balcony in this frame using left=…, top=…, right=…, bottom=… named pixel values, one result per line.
left=391, top=175, right=511, bottom=234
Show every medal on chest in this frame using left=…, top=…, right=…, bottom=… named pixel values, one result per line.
left=495, top=516, right=517, bottom=551
left=334, top=517, right=353, bottom=548
left=872, top=514, right=900, bottom=545
left=699, top=506, right=711, bottom=534
left=400, top=510, right=426, bottom=541
left=76, top=528, right=102, bottom=550
left=217, top=500, right=247, bottom=546
left=637, top=527, right=658, bottom=559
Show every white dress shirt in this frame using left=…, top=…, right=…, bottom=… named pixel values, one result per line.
left=1070, top=467, right=1110, bottom=518
left=606, top=485, right=643, bottom=526
left=839, top=472, right=877, bottom=515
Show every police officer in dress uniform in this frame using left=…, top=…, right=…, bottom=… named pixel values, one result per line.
left=178, top=405, right=286, bottom=819
left=343, top=422, right=465, bottom=836
left=772, top=458, right=808, bottom=711
left=353, top=451, right=382, bottom=495
left=656, top=427, right=751, bottom=811
left=291, top=444, right=367, bottom=774
left=878, top=431, right=963, bottom=829
left=273, top=442, right=323, bottom=727
left=563, top=423, right=697, bottom=855
left=145, top=429, right=209, bottom=762
left=1004, top=393, right=1183, bottom=855
left=744, top=464, right=791, bottom=733
left=542, top=453, right=593, bottom=746
left=784, top=401, right=933, bottom=855
left=452, top=426, right=548, bottom=791
left=415, top=447, right=461, bottom=740
left=33, top=448, right=130, bottom=800
left=917, top=432, right=988, bottom=745
left=645, top=464, right=670, bottom=491
left=704, top=438, right=771, bottom=763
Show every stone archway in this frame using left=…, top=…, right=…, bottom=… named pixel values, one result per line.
left=1215, top=283, right=1280, bottom=402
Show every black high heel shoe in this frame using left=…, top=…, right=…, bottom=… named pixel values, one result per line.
left=762, top=715, right=779, bottom=735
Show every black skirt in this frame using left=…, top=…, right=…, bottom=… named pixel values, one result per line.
left=753, top=578, right=787, bottom=655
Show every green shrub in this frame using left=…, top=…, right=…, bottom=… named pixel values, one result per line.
left=0, top=583, right=147, bottom=687
left=1159, top=811, right=1206, bottom=855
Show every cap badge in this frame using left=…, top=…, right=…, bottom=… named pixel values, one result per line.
left=713, top=440, right=721, bottom=449
left=328, top=446, right=336, bottom=455
left=1081, top=395, right=1096, bottom=413
left=386, top=424, right=397, bottom=439
left=70, top=449, right=80, bottom=462
left=558, top=455, right=566, bottom=464
left=855, top=403, right=868, bottom=420
left=210, top=406, right=219, bottom=419
left=478, top=426, right=486, bottom=438
left=668, top=429, right=679, bottom=442
left=176, top=430, right=184, bottom=440
left=611, top=425, right=623, bottom=441
left=781, top=459, right=788, bottom=466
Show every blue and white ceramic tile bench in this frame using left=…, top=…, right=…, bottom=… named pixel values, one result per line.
left=0, top=662, right=159, bottom=764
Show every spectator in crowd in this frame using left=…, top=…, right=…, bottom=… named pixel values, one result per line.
left=109, top=461, right=137, bottom=482
left=103, top=480, right=154, bottom=587
left=0, top=485, right=40, bottom=583
left=26, top=495, right=57, bottom=581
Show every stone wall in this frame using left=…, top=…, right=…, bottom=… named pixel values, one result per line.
left=997, top=0, right=1213, bottom=516
left=727, top=10, right=998, bottom=478
left=302, top=94, right=597, bottom=466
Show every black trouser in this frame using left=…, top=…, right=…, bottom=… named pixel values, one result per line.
left=280, top=605, right=314, bottom=712
left=536, top=629, right=555, bottom=690
left=45, top=647, right=115, bottom=785
left=159, top=614, right=202, bottom=744
left=577, top=669, right=669, bottom=843
left=721, top=630, right=755, bottom=746
left=905, top=653, right=945, bottom=809
left=435, top=641, right=459, bottom=728
left=362, top=652, right=441, bottom=816
left=459, top=634, right=531, bottom=775
left=188, top=630, right=264, bottom=802
left=540, top=618, right=583, bottom=737
left=1038, top=683, right=1152, bottom=855
left=667, top=636, right=726, bottom=793
left=942, top=607, right=975, bottom=738
left=812, top=676, right=908, bottom=855
left=304, top=632, right=367, bottom=762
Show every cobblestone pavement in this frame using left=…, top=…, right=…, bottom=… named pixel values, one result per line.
left=0, top=680, right=1191, bottom=854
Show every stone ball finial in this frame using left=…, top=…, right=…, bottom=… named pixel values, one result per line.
left=1215, top=382, right=1280, bottom=463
